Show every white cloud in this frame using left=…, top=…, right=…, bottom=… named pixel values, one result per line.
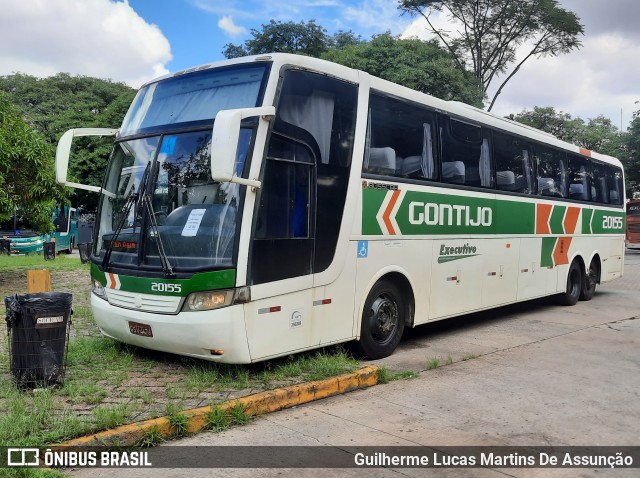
left=218, top=15, right=248, bottom=37
left=0, top=0, right=172, bottom=88
left=487, top=33, right=640, bottom=131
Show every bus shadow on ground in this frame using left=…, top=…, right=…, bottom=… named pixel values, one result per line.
left=400, top=296, right=562, bottom=345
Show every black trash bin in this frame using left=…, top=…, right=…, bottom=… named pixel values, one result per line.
left=43, top=241, right=56, bottom=260
left=77, top=242, right=92, bottom=264
left=4, top=292, right=72, bottom=389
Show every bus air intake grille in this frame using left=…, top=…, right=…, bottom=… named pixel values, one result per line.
left=105, top=289, right=182, bottom=314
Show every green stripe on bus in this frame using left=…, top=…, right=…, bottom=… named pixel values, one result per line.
left=90, top=263, right=236, bottom=296
left=362, top=188, right=623, bottom=236
left=590, top=209, right=625, bottom=234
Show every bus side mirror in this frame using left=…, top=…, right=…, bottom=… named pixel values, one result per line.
left=56, top=128, right=118, bottom=192
left=211, top=106, right=275, bottom=189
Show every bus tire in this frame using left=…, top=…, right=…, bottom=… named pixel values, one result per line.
left=354, top=280, right=405, bottom=360
left=558, top=260, right=582, bottom=306
left=580, top=258, right=599, bottom=301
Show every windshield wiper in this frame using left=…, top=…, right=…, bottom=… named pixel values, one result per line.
left=101, top=191, right=138, bottom=271
left=101, top=162, right=150, bottom=271
left=142, top=193, right=174, bottom=277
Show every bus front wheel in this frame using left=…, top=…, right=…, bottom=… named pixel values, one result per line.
left=354, top=280, right=405, bottom=360
left=558, top=260, right=582, bottom=306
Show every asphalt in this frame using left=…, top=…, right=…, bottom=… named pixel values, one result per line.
left=67, top=251, right=640, bottom=477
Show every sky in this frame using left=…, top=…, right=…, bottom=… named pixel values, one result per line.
left=0, top=0, right=638, bottom=130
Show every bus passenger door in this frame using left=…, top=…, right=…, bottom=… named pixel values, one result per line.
left=246, top=138, right=315, bottom=361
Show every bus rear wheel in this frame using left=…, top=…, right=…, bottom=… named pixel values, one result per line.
left=558, top=260, right=582, bottom=306
left=580, top=258, right=599, bottom=301
left=354, top=280, right=405, bottom=360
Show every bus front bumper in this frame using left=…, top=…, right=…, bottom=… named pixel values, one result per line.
left=91, top=294, right=252, bottom=363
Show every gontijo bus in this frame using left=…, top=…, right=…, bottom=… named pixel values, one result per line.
left=55, top=54, right=625, bottom=363
left=626, top=199, right=640, bottom=250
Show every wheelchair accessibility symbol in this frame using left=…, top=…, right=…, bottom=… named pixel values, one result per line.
left=357, top=241, right=368, bottom=258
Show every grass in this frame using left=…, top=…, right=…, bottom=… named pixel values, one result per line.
left=426, top=357, right=441, bottom=370
left=376, top=367, right=419, bottom=384
left=462, top=353, right=481, bottom=361
left=426, top=353, right=482, bottom=370
left=206, top=405, right=232, bottom=432
left=166, top=402, right=189, bottom=437
left=0, top=253, right=89, bottom=273
left=93, top=404, right=132, bottom=430
left=137, top=427, right=165, bottom=448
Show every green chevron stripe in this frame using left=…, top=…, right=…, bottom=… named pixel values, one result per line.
left=549, top=205, right=566, bottom=234
left=541, top=237, right=557, bottom=267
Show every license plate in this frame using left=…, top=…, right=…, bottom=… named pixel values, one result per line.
left=129, top=321, right=153, bottom=337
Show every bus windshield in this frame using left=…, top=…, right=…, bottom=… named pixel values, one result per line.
left=95, top=128, right=252, bottom=272
left=120, top=64, right=269, bottom=136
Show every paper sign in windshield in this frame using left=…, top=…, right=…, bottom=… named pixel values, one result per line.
left=181, top=209, right=206, bottom=237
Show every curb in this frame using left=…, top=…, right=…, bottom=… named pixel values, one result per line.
left=58, top=365, right=380, bottom=447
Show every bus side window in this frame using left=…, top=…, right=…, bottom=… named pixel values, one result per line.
left=567, top=154, right=590, bottom=201
left=256, top=135, right=313, bottom=239
left=535, top=147, right=567, bottom=198
left=54, top=205, right=68, bottom=232
left=608, top=166, right=624, bottom=205
left=493, top=131, right=533, bottom=194
left=590, top=161, right=609, bottom=204
left=364, top=93, right=437, bottom=180
left=439, top=115, right=492, bottom=188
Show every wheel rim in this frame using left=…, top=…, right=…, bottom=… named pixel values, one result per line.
left=368, top=294, right=399, bottom=345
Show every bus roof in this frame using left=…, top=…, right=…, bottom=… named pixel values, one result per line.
left=141, top=53, right=623, bottom=170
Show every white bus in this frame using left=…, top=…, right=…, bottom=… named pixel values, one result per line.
left=55, top=54, right=626, bottom=363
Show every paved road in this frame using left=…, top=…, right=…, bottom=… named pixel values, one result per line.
left=70, top=251, right=640, bottom=477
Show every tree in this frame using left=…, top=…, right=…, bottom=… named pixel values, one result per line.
left=323, top=32, right=483, bottom=105
left=399, top=0, right=584, bottom=110
left=0, top=73, right=136, bottom=211
left=223, top=20, right=330, bottom=58
left=623, top=109, right=640, bottom=196
left=514, top=105, right=640, bottom=194
left=513, top=106, right=584, bottom=143
left=0, top=93, right=65, bottom=231
left=513, top=106, right=623, bottom=156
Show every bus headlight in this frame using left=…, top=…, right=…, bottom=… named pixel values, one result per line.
left=92, top=279, right=107, bottom=300
left=184, top=290, right=234, bottom=312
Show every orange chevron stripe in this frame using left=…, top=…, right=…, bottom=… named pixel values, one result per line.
left=553, top=237, right=572, bottom=266
left=536, top=203, right=552, bottom=234
left=108, top=272, right=117, bottom=289
left=383, top=189, right=401, bottom=235
left=563, top=207, right=580, bottom=234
